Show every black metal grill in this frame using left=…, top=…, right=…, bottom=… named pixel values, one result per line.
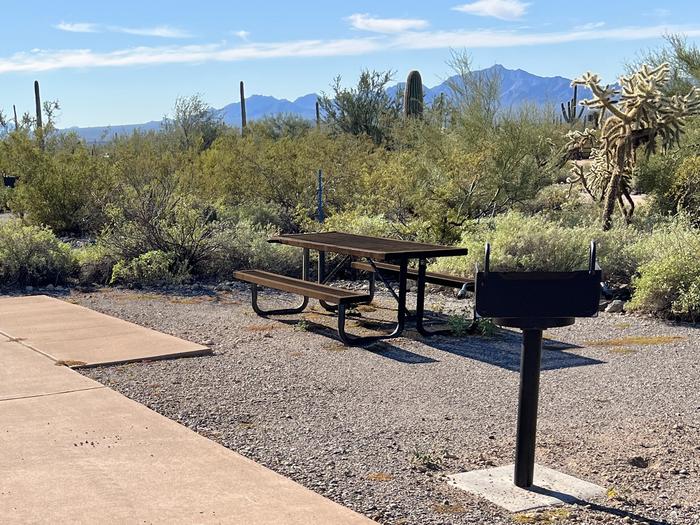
left=475, top=241, right=601, bottom=488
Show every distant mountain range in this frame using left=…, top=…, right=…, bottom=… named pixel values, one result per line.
left=64, top=64, right=590, bottom=143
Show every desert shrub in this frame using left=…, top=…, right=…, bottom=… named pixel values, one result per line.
left=431, top=212, right=639, bottom=283
left=74, top=243, right=118, bottom=285
left=316, top=209, right=397, bottom=238
left=205, top=220, right=298, bottom=278
left=627, top=216, right=700, bottom=320
left=628, top=253, right=700, bottom=320
left=225, top=202, right=287, bottom=230
left=0, top=220, right=76, bottom=286
left=4, top=132, right=112, bottom=234
left=110, top=250, right=189, bottom=287
left=198, top=130, right=376, bottom=230
left=667, top=155, right=700, bottom=222
left=102, top=146, right=218, bottom=274
left=0, top=186, right=12, bottom=211
left=519, top=184, right=573, bottom=215
left=249, top=114, right=313, bottom=139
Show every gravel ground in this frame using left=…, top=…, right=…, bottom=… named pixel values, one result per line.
left=52, top=282, right=700, bottom=525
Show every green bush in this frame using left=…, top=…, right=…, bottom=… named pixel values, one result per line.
left=4, top=132, right=112, bottom=235
left=628, top=253, right=700, bottom=320
left=627, top=217, right=700, bottom=320
left=431, top=212, right=639, bottom=284
left=205, top=220, right=298, bottom=278
left=0, top=220, right=76, bottom=286
left=75, top=243, right=118, bottom=285
left=667, top=155, right=700, bottom=221
left=0, top=186, right=12, bottom=211
left=317, top=209, right=397, bottom=238
left=110, top=250, right=189, bottom=287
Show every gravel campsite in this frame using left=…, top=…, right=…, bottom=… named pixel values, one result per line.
left=61, top=283, right=700, bottom=525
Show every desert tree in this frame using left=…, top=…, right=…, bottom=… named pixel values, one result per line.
left=318, top=70, right=401, bottom=145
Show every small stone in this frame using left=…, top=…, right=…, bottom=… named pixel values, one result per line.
left=628, top=456, right=649, bottom=468
left=605, top=300, right=625, bottom=313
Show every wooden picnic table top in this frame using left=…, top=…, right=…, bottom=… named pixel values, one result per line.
left=269, top=231, right=468, bottom=261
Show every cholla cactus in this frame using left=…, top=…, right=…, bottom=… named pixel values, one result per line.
left=566, top=63, right=700, bottom=229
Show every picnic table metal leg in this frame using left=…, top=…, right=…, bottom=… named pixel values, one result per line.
left=318, top=253, right=353, bottom=312
left=514, top=328, right=543, bottom=488
left=415, top=258, right=451, bottom=336
left=250, top=248, right=310, bottom=316
left=337, top=258, right=408, bottom=346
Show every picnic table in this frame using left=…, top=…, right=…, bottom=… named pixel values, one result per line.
left=234, top=232, right=470, bottom=345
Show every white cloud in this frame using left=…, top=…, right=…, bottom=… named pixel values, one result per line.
left=54, top=22, right=100, bottom=33
left=112, top=25, right=192, bottom=38
left=573, top=21, right=606, bottom=31
left=453, top=0, right=529, bottom=21
left=54, top=21, right=190, bottom=38
left=0, top=39, right=382, bottom=74
left=393, top=24, right=700, bottom=49
left=8, top=23, right=700, bottom=75
left=233, top=30, right=251, bottom=40
left=347, top=13, right=429, bottom=33
left=646, top=8, right=671, bottom=18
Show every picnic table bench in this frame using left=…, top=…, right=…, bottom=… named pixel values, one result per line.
left=234, top=232, right=469, bottom=345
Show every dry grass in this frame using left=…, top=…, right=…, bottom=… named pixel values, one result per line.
left=586, top=335, right=684, bottom=347
left=168, top=296, right=210, bottom=304
left=432, top=502, right=466, bottom=514
left=367, top=472, right=394, bottom=482
left=356, top=305, right=377, bottom=313
left=244, top=323, right=277, bottom=333
left=324, top=343, right=347, bottom=352
left=54, top=359, right=88, bottom=367
left=513, top=508, right=571, bottom=523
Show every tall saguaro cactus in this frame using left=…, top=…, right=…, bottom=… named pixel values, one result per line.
left=239, top=81, right=247, bottom=134
left=315, top=99, right=321, bottom=129
left=34, top=80, right=44, bottom=148
left=565, top=63, right=700, bottom=230
left=403, top=70, right=424, bottom=117
left=560, top=85, right=584, bottom=124
left=12, top=105, right=18, bottom=130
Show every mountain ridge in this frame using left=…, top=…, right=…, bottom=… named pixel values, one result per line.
left=65, top=64, right=588, bottom=142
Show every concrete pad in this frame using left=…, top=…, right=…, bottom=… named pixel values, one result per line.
left=0, top=295, right=210, bottom=367
left=0, top=386, right=374, bottom=524
left=448, top=464, right=606, bottom=512
left=0, top=341, right=103, bottom=401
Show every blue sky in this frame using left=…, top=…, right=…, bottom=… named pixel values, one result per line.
left=2, top=0, right=699, bottom=127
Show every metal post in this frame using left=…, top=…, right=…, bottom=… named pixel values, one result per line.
left=514, top=328, right=543, bottom=488
left=317, top=169, right=325, bottom=283
left=317, top=169, right=324, bottom=224
left=302, top=248, right=309, bottom=281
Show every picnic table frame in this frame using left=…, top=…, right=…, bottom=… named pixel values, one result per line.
left=267, top=232, right=469, bottom=345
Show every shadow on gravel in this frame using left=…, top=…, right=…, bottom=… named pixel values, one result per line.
left=540, top=494, right=672, bottom=525
left=274, top=318, right=439, bottom=364
left=409, top=326, right=605, bottom=372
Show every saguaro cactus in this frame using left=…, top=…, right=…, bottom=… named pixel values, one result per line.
left=239, top=81, right=247, bottom=134
left=315, top=99, right=321, bottom=129
left=34, top=80, right=44, bottom=148
left=560, top=85, right=584, bottom=124
left=12, top=105, right=18, bottom=130
left=34, top=81, right=43, bottom=129
left=403, top=70, right=424, bottom=117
